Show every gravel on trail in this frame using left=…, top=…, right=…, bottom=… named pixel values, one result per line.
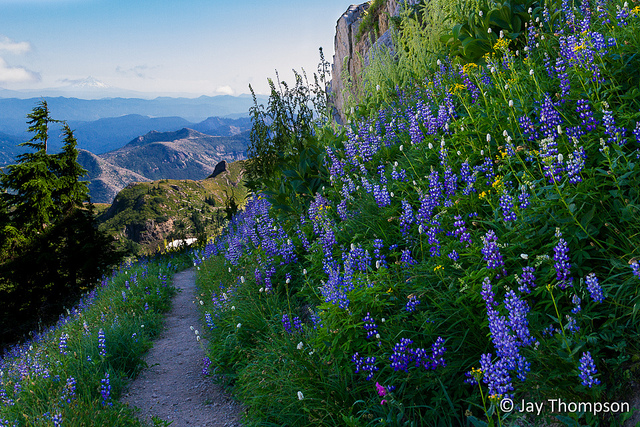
left=121, top=268, right=243, bottom=427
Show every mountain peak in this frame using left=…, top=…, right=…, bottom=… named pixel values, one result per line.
left=67, top=76, right=110, bottom=89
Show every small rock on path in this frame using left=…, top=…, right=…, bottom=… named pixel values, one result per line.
left=121, top=268, right=243, bottom=426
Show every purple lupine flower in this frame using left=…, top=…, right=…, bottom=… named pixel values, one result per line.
left=100, top=373, right=112, bottom=406
left=62, top=377, right=77, bottom=403
left=59, top=333, right=69, bottom=355
left=372, top=184, right=391, bottom=208
left=499, top=191, right=517, bottom=222
left=429, top=337, right=446, bottom=369
left=571, top=294, right=582, bottom=314
left=98, top=328, right=106, bottom=357
left=448, top=250, right=459, bottom=262
left=363, top=312, right=378, bottom=339
left=453, top=215, right=472, bottom=247
left=480, top=277, right=496, bottom=308
left=352, top=353, right=379, bottom=380
left=579, top=351, right=600, bottom=388
left=373, top=238, right=387, bottom=269
left=585, top=273, right=605, bottom=303
left=553, top=238, right=573, bottom=289
left=517, top=266, right=536, bottom=293
left=202, top=357, right=212, bottom=376
left=292, top=316, right=303, bottom=332
left=505, top=291, right=535, bottom=346
left=479, top=353, right=514, bottom=396
left=631, top=262, right=640, bottom=279
left=405, top=295, right=420, bottom=312
left=566, top=146, right=586, bottom=184
left=481, top=230, right=504, bottom=271
left=566, top=315, right=580, bottom=333
left=399, top=200, right=415, bottom=237
left=281, top=314, right=293, bottom=334
left=389, top=338, right=414, bottom=372
left=53, top=413, right=63, bottom=427
left=401, top=249, right=417, bottom=266
left=602, top=110, right=626, bottom=146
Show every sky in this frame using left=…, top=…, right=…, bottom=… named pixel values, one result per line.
left=0, top=0, right=351, bottom=97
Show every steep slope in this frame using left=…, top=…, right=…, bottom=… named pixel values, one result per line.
left=97, top=160, right=246, bottom=254
left=77, top=149, right=151, bottom=204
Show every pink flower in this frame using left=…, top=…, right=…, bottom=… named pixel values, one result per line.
left=381, top=399, right=387, bottom=405
left=375, top=382, right=386, bottom=397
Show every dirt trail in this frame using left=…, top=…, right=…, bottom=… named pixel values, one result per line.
left=121, top=268, right=243, bottom=426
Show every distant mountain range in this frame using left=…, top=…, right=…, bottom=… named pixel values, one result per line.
left=0, top=94, right=260, bottom=203
left=0, top=94, right=265, bottom=136
left=78, top=127, right=249, bottom=203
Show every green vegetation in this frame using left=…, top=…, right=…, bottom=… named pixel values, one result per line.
left=97, top=160, right=247, bottom=255
left=0, top=101, right=123, bottom=348
left=0, top=249, right=193, bottom=426
left=194, top=0, right=640, bottom=425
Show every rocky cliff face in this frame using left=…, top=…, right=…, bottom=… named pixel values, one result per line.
left=331, top=0, right=420, bottom=123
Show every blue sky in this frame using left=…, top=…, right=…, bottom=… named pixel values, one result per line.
left=0, top=0, right=350, bottom=96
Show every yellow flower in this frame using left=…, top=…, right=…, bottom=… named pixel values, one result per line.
left=462, top=62, right=478, bottom=74
left=573, top=44, right=585, bottom=52
left=434, top=265, right=444, bottom=272
left=449, top=83, right=466, bottom=94
left=479, top=191, right=488, bottom=200
left=493, top=38, right=510, bottom=52
left=632, top=5, right=640, bottom=14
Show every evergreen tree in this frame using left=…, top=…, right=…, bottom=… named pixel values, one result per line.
left=52, top=123, right=89, bottom=213
left=1, top=100, right=58, bottom=232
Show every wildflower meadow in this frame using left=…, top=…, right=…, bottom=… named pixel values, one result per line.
left=0, top=251, right=192, bottom=426
left=194, top=0, right=640, bottom=425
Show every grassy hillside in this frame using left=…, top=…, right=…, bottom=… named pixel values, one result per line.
left=192, top=0, right=640, bottom=426
left=98, top=160, right=247, bottom=254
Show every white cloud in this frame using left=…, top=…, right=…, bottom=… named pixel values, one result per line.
left=215, top=85, right=234, bottom=96
left=0, top=57, right=40, bottom=83
left=0, top=36, right=31, bottom=54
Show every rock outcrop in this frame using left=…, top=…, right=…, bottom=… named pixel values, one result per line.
left=208, top=160, right=228, bottom=179
left=331, top=0, right=420, bottom=123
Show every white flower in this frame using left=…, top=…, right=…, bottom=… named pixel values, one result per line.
left=297, top=342, right=304, bottom=350
left=197, top=336, right=201, bottom=342
left=487, top=28, right=492, bottom=33
left=195, top=330, right=199, bottom=335
left=557, top=125, right=563, bottom=135
left=504, top=84, right=509, bottom=90
left=428, top=142, right=433, bottom=149
left=520, top=254, right=529, bottom=259
left=557, top=153, right=564, bottom=162
left=200, top=300, right=204, bottom=305
left=486, top=134, right=491, bottom=143
left=286, top=278, right=290, bottom=284
left=240, top=276, right=245, bottom=283
left=390, top=192, right=394, bottom=198
left=376, top=84, right=380, bottom=91
left=190, top=326, right=194, bottom=331
left=381, top=318, right=386, bottom=323
left=375, top=333, right=380, bottom=339
left=499, top=30, right=504, bottom=39
left=259, top=287, right=264, bottom=293
left=303, top=269, right=307, bottom=275
left=480, top=150, right=484, bottom=155
left=509, top=100, right=514, bottom=107
left=437, top=59, right=442, bottom=66
left=457, top=150, right=461, bottom=155
left=297, top=391, right=305, bottom=400
left=490, top=67, right=496, bottom=74
left=479, top=10, right=483, bottom=16
left=228, top=267, right=232, bottom=273
left=503, top=130, right=508, bottom=137
left=231, top=306, right=236, bottom=311
left=236, top=323, right=242, bottom=329
left=529, top=69, right=534, bottom=76
left=399, top=145, right=404, bottom=151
